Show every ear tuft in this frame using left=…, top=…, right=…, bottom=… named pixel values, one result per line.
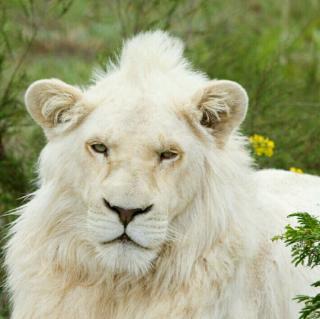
left=194, top=80, right=248, bottom=144
left=25, top=79, right=89, bottom=137
left=199, top=90, right=230, bottom=128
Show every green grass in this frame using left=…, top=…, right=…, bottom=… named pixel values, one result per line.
left=1, top=0, right=320, bottom=316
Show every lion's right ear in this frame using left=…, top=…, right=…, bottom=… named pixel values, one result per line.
left=25, top=79, right=90, bottom=137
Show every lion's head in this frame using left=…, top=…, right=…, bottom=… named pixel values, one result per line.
left=24, top=31, right=248, bottom=277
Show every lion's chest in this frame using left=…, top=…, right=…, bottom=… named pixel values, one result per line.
left=60, top=280, right=218, bottom=319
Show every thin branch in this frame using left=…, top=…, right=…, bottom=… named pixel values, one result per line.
left=1, top=26, right=37, bottom=107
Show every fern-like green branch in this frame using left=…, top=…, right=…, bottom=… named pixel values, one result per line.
left=274, top=213, right=320, bottom=319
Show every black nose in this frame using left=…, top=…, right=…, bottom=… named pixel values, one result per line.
left=103, top=199, right=153, bottom=226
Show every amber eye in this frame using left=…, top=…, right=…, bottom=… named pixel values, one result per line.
left=160, top=150, right=179, bottom=161
left=91, top=143, right=108, bottom=155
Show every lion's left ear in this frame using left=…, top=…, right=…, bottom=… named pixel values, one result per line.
left=25, top=79, right=91, bottom=139
left=192, top=80, right=248, bottom=145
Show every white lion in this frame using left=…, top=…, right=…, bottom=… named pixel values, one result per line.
left=5, top=30, right=320, bottom=319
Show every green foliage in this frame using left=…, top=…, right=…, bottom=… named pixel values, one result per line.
left=275, top=213, right=320, bottom=319
left=0, top=1, right=74, bottom=316
left=281, top=213, right=320, bottom=268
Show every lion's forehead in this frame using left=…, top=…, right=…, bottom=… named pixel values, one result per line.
left=80, top=93, right=190, bottom=148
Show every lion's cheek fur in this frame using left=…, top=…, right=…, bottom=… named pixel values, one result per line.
left=5, top=212, right=247, bottom=319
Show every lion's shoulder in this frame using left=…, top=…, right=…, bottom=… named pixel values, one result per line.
left=255, top=169, right=320, bottom=216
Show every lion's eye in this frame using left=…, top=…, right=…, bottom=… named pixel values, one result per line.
left=91, top=143, right=108, bottom=154
left=160, top=151, right=178, bottom=161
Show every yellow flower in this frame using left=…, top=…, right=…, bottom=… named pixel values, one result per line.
left=249, top=134, right=275, bottom=157
left=289, top=167, right=304, bottom=174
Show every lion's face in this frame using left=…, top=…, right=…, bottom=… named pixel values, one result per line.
left=46, top=83, right=206, bottom=275
left=24, top=32, right=248, bottom=276
left=76, top=88, right=204, bottom=274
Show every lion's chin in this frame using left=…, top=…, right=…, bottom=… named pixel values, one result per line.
left=97, top=241, right=159, bottom=276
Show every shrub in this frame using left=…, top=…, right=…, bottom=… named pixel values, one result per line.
left=274, top=213, right=320, bottom=319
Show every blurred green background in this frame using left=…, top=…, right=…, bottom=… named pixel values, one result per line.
left=0, top=0, right=319, bottom=316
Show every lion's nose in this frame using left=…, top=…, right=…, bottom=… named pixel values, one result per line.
left=103, top=199, right=153, bottom=226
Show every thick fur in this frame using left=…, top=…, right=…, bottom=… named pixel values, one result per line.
left=5, top=31, right=320, bottom=319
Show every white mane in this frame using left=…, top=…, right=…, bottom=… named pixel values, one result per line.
left=93, top=31, right=206, bottom=95
left=120, top=31, right=187, bottom=72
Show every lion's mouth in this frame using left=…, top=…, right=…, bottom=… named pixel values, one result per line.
left=101, top=233, right=149, bottom=250
left=115, top=233, right=132, bottom=244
